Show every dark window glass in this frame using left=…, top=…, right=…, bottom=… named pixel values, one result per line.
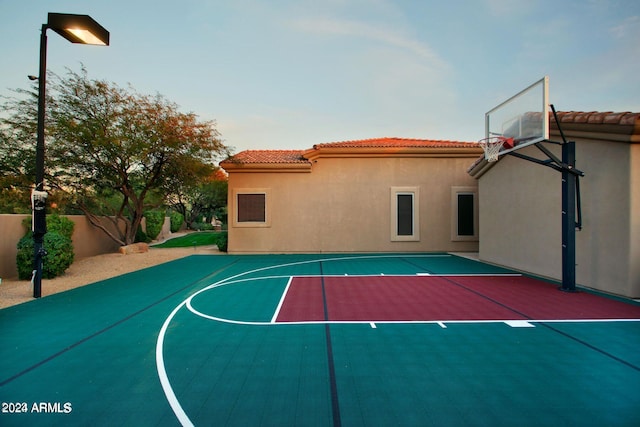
left=397, top=194, right=413, bottom=236
left=238, top=193, right=265, bottom=222
left=457, top=193, right=474, bottom=236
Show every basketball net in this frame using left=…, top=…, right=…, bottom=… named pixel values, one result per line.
left=478, top=136, right=513, bottom=162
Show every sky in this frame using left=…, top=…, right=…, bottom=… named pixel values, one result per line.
left=1, top=0, right=638, bottom=154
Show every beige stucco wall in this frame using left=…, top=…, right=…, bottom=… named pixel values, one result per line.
left=1, top=215, right=125, bottom=279
left=630, top=144, right=640, bottom=298
left=478, top=140, right=639, bottom=298
left=0, top=215, right=31, bottom=279
left=478, top=146, right=562, bottom=279
left=227, top=155, right=480, bottom=253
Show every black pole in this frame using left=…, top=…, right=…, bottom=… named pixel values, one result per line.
left=33, top=24, right=48, bottom=298
left=561, top=140, right=577, bottom=292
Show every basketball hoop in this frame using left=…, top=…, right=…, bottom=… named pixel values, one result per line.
left=478, top=136, right=512, bottom=162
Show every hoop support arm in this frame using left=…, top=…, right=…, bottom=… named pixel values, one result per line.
left=507, top=143, right=584, bottom=177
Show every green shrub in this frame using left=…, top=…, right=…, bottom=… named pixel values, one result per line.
left=191, top=222, right=214, bottom=231
left=15, top=237, right=32, bottom=280
left=135, top=226, right=152, bottom=243
left=169, top=211, right=184, bottom=232
left=214, top=207, right=228, bottom=227
left=215, top=232, right=228, bottom=252
left=47, top=213, right=74, bottom=238
left=144, top=210, right=164, bottom=240
left=21, top=214, right=75, bottom=238
left=16, top=214, right=76, bottom=280
left=16, top=232, right=75, bottom=280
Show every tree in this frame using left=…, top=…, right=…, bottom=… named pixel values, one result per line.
left=0, top=89, right=38, bottom=213
left=0, top=67, right=229, bottom=245
left=199, top=169, right=228, bottom=223
left=165, top=167, right=228, bottom=229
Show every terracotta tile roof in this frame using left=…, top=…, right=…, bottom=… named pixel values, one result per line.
left=549, top=111, right=640, bottom=142
left=222, top=138, right=478, bottom=166
left=223, top=150, right=308, bottom=164
left=314, top=137, right=474, bottom=149
left=552, top=111, right=640, bottom=126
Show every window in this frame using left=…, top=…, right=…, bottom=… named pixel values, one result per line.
left=232, top=188, right=271, bottom=228
left=238, top=194, right=265, bottom=222
left=397, top=194, right=414, bottom=236
left=457, top=194, right=474, bottom=236
left=391, top=187, right=419, bottom=241
left=451, top=187, right=478, bottom=241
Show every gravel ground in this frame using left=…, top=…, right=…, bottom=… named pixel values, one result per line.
left=0, top=245, right=219, bottom=309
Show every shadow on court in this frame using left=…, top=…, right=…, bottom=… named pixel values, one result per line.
left=1, top=253, right=639, bottom=426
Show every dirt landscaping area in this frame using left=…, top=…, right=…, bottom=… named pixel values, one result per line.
left=0, top=245, right=219, bottom=309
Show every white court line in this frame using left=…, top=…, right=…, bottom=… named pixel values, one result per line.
left=155, top=253, right=639, bottom=426
left=184, top=303, right=640, bottom=327
left=184, top=274, right=640, bottom=329
left=156, top=301, right=195, bottom=427
left=505, top=320, right=535, bottom=328
left=516, top=318, right=638, bottom=324
left=157, top=254, right=449, bottom=425
left=271, top=276, right=293, bottom=323
left=287, top=273, right=523, bottom=278
left=417, top=273, right=522, bottom=277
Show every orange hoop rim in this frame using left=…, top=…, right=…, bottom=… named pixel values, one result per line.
left=477, top=136, right=512, bottom=146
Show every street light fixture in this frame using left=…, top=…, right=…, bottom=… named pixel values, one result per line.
left=32, top=13, right=109, bottom=298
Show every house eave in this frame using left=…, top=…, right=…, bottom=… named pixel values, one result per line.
left=220, top=161, right=312, bottom=173
left=303, top=146, right=483, bottom=161
left=467, top=157, right=494, bottom=178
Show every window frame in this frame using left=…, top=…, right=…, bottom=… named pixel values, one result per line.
left=390, top=186, right=420, bottom=242
left=450, top=186, right=478, bottom=241
left=232, top=188, right=271, bottom=228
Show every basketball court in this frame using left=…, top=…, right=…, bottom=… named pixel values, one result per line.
left=1, top=253, right=639, bottom=426
left=2, top=76, right=637, bottom=426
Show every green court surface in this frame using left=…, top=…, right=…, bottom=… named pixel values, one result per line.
left=1, top=253, right=639, bottom=426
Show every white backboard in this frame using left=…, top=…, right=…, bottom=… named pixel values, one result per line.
left=485, top=76, right=549, bottom=156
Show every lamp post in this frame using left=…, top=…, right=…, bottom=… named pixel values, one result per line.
left=32, top=13, right=109, bottom=298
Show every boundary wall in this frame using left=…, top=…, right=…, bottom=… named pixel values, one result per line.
left=0, top=214, right=171, bottom=280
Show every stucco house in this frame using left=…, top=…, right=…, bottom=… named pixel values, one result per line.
left=220, top=138, right=483, bottom=254
left=220, top=111, right=639, bottom=298
left=468, top=111, right=640, bottom=298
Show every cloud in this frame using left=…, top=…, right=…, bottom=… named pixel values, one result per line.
left=610, top=15, right=639, bottom=40
left=285, top=14, right=458, bottom=134
left=291, top=17, right=448, bottom=70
